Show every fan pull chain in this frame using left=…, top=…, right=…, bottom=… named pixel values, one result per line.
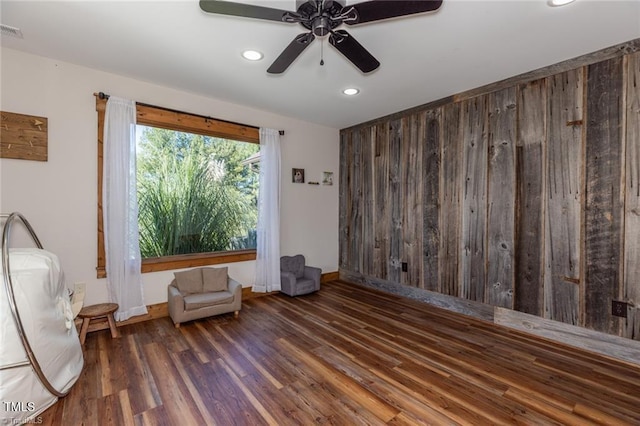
left=320, top=38, right=324, bottom=66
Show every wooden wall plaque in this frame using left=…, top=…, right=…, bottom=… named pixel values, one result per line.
left=0, top=111, right=48, bottom=161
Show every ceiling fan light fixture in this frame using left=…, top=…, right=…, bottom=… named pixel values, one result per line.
left=242, top=50, right=263, bottom=61
left=201, top=0, right=444, bottom=74
left=548, top=0, right=576, bottom=6
left=343, top=88, right=359, bottom=96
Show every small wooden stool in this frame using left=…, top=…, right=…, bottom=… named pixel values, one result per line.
left=78, top=303, right=119, bottom=344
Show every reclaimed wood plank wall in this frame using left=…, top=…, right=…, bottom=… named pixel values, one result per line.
left=339, top=41, right=640, bottom=340
left=624, top=52, right=640, bottom=339
left=545, top=69, right=583, bottom=326
left=514, top=79, right=545, bottom=316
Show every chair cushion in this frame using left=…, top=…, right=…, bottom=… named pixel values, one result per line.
left=202, top=267, right=228, bottom=292
left=183, top=291, right=234, bottom=311
left=174, top=269, right=203, bottom=294
left=281, top=255, right=305, bottom=279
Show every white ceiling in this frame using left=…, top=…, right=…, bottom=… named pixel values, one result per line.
left=1, top=0, right=639, bottom=129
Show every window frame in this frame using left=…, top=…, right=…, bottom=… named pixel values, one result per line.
left=96, top=96, right=260, bottom=278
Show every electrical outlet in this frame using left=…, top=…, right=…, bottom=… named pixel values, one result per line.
left=401, top=262, right=408, bottom=272
left=74, top=282, right=86, bottom=294
left=612, top=300, right=627, bottom=318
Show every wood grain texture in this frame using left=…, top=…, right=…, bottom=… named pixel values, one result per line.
left=494, top=306, right=640, bottom=365
left=41, top=281, right=640, bottom=425
left=439, top=102, right=463, bottom=298
left=585, top=57, right=624, bottom=334
left=486, top=87, right=516, bottom=309
left=337, top=274, right=640, bottom=363
left=340, top=268, right=495, bottom=322
left=349, top=129, right=363, bottom=273
left=544, top=68, right=584, bottom=325
left=0, top=110, right=48, bottom=161
left=624, top=51, right=640, bottom=339
left=338, top=45, right=640, bottom=342
left=361, top=126, right=375, bottom=276
left=97, top=99, right=106, bottom=278
left=338, top=131, right=350, bottom=270
left=423, top=109, right=441, bottom=292
left=136, top=103, right=259, bottom=144
left=389, top=119, right=403, bottom=283
left=461, top=95, right=489, bottom=302
left=402, top=114, right=424, bottom=288
left=374, top=122, right=390, bottom=279
left=514, top=79, right=546, bottom=316
left=140, top=251, right=256, bottom=274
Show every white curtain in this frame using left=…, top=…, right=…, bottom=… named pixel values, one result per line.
left=253, top=128, right=281, bottom=292
left=103, top=97, right=148, bottom=321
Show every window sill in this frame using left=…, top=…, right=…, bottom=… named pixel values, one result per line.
left=96, top=249, right=256, bottom=278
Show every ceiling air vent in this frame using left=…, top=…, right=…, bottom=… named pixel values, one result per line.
left=1, top=24, right=24, bottom=39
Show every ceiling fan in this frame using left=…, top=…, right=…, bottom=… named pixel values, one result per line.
left=199, top=0, right=443, bottom=74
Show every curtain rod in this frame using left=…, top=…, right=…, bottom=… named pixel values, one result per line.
left=96, top=92, right=285, bottom=136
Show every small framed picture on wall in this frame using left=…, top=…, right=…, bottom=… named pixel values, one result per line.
left=292, top=168, right=305, bottom=183
left=322, top=171, right=333, bottom=185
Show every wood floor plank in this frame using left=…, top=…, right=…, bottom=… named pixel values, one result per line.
left=392, top=366, right=521, bottom=425
left=141, top=342, right=206, bottom=425
left=215, top=358, right=276, bottom=425
left=177, top=322, right=213, bottom=363
left=118, top=389, right=136, bottom=426
left=96, top=393, right=126, bottom=426
left=133, top=405, right=172, bottom=426
left=121, top=334, right=161, bottom=415
left=533, top=357, right=640, bottom=405
left=98, top=337, right=115, bottom=397
left=242, top=372, right=317, bottom=425
left=279, top=380, right=331, bottom=424
left=196, top=355, right=260, bottom=424
left=502, top=387, right=595, bottom=426
left=168, top=350, right=221, bottom=426
left=277, top=336, right=400, bottom=422
left=38, top=397, right=63, bottom=426
left=193, top=321, right=251, bottom=377
left=38, top=281, right=640, bottom=425
left=573, top=402, right=636, bottom=426
left=57, top=338, right=99, bottom=425
left=214, top=324, right=284, bottom=389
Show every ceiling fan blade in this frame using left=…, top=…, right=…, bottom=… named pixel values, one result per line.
left=329, top=30, right=380, bottom=73
left=343, top=0, right=443, bottom=25
left=267, top=33, right=316, bottom=74
left=199, top=0, right=292, bottom=22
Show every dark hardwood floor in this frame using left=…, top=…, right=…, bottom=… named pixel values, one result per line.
left=40, top=280, right=640, bottom=425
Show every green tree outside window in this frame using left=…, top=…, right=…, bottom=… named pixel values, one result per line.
left=136, top=126, right=259, bottom=258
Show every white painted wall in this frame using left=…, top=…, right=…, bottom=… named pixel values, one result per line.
left=0, top=47, right=339, bottom=306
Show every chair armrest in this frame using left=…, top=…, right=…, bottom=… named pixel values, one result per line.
left=227, top=277, right=243, bottom=312
left=168, top=281, right=185, bottom=319
left=280, top=271, right=297, bottom=295
left=228, top=277, right=242, bottom=298
left=304, top=266, right=322, bottom=290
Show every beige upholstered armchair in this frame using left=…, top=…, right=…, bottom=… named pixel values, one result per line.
left=168, top=267, right=242, bottom=328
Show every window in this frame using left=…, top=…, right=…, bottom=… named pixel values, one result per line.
left=136, top=125, right=259, bottom=257
left=95, top=96, right=260, bottom=278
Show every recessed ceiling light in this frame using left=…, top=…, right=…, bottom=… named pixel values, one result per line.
left=548, top=0, right=576, bottom=6
left=343, top=88, right=359, bottom=96
left=242, top=50, right=263, bottom=61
